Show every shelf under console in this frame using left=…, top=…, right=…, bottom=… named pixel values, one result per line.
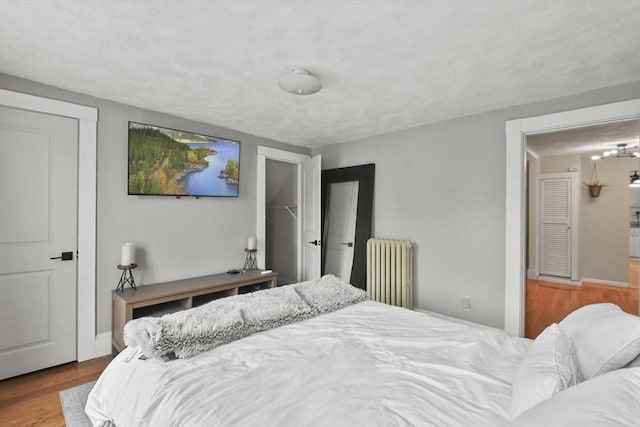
left=111, top=270, right=278, bottom=352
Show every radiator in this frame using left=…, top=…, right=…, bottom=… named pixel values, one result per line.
left=366, top=238, right=414, bottom=309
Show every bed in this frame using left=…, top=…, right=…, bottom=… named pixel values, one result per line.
left=86, top=275, right=640, bottom=427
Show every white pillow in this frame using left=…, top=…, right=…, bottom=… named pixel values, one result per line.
left=559, top=303, right=640, bottom=379
left=510, top=323, right=580, bottom=419
left=511, top=367, right=640, bottom=427
left=627, top=354, right=640, bottom=368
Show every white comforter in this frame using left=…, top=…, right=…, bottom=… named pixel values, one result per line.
left=87, top=301, right=530, bottom=427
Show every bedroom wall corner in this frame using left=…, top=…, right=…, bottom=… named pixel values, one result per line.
left=313, top=80, right=640, bottom=329
left=0, top=73, right=310, bottom=339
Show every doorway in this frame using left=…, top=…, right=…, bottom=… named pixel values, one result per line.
left=0, top=89, right=98, bottom=375
left=524, top=122, right=640, bottom=337
left=256, top=147, right=321, bottom=283
left=505, top=99, right=640, bottom=337
left=537, top=172, right=579, bottom=281
left=265, top=159, right=298, bottom=285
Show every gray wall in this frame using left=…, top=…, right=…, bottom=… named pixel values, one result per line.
left=539, top=154, right=581, bottom=174
left=579, top=155, right=632, bottom=283
left=2, top=71, right=638, bottom=333
left=0, top=73, right=309, bottom=334
left=314, top=80, right=640, bottom=328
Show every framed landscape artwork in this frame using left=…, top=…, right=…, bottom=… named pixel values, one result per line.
left=128, top=122, right=240, bottom=197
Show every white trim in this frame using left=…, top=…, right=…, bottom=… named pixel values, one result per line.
left=519, top=100, right=640, bottom=134
left=256, top=153, right=266, bottom=268
left=94, top=332, right=113, bottom=357
left=256, top=146, right=309, bottom=280
left=0, top=88, right=98, bottom=361
left=295, top=162, right=303, bottom=280
left=536, top=275, right=582, bottom=286
left=77, top=118, right=98, bottom=361
left=0, top=89, right=97, bottom=121
left=257, top=146, right=309, bottom=164
left=505, top=119, right=526, bottom=337
left=581, top=277, right=629, bottom=288
left=505, top=98, right=640, bottom=336
left=533, top=275, right=628, bottom=288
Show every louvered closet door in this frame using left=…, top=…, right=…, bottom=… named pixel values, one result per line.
left=539, top=177, right=572, bottom=278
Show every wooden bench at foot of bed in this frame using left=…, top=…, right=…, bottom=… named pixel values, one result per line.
left=111, top=270, right=278, bottom=352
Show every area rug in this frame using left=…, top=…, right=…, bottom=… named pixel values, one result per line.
left=59, top=381, right=95, bottom=427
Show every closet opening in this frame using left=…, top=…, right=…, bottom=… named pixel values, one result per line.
left=265, top=159, right=299, bottom=286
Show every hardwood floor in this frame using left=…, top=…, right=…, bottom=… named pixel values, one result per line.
left=526, top=259, right=640, bottom=339
left=525, top=278, right=639, bottom=339
left=0, top=355, right=113, bottom=427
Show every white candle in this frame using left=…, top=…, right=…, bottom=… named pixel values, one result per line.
left=121, top=243, right=134, bottom=266
left=247, top=236, right=256, bottom=250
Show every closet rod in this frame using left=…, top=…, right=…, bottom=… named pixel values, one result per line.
left=267, top=205, right=298, bottom=220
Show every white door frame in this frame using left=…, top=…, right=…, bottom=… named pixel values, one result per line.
left=0, top=88, right=98, bottom=361
left=505, top=98, right=640, bottom=336
left=256, top=146, right=310, bottom=281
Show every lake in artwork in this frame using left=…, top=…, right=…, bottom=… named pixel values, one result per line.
left=184, top=141, right=240, bottom=197
left=127, top=122, right=241, bottom=197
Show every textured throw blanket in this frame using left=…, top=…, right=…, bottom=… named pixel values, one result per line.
left=123, top=274, right=369, bottom=360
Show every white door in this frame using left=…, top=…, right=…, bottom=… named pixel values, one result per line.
left=538, top=173, right=578, bottom=280
left=0, top=106, right=78, bottom=379
left=301, top=155, right=321, bottom=280
left=324, top=181, right=359, bottom=282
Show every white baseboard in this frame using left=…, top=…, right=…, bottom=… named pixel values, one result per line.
left=536, top=275, right=581, bottom=286
left=535, top=275, right=630, bottom=288
left=582, top=277, right=629, bottom=288
left=527, top=269, right=538, bottom=279
left=94, top=332, right=112, bottom=357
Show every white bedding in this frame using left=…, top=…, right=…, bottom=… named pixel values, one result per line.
left=87, top=301, right=530, bottom=427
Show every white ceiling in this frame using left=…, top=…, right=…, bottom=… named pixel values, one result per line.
left=527, top=119, right=640, bottom=158
left=0, top=0, right=638, bottom=148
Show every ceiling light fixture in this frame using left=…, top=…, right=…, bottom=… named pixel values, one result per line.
left=278, top=69, right=322, bottom=95
left=630, top=171, right=640, bottom=187
left=591, top=143, right=640, bottom=160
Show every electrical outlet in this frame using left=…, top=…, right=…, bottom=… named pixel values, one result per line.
left=461, top=296, right=471, bottom=310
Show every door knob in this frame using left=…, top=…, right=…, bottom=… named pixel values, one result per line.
left=50, top=251, right=74, bottom=261
left=308, top=240, right=321, bottom=246
left=341, top=242, right=353, bottom=247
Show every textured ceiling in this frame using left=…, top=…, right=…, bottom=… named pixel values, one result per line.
left=0, top=0, right=638, bottom=148
left=527, top=119, right=640, bottom=158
